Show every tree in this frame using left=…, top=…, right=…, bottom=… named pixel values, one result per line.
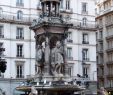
left=0, top=59, right=7, bottom=73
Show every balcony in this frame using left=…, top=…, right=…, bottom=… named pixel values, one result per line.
left=70, top=21, right=96, bottom=30
left=60, top=8, right=73, bottom=13
left=107, top=74, right=113, bottom=78
left=0, top=35, right=4, bottom=38
left=97, top=62, right=104, bottom=67
left=106, top=61, right=113, bottom=65
left=16, top=36, right=24, bottom=40
left=82, top=58, right=89, bottom=61
left=97, top=49, right=103, bottom=54
left=97, top=36, right=103, bottom=42
left=106, top=47, right=113, bottom=53
left=37, top=6, right=41, bottom=10
left=67, top=39, right=73, bottom=43
left=0, top=14, right=33, bottom=25
left=16, top=75, right=24, bottom=78
left=67, top=57, right=73, bottom=61
left=105, top=21, right=113, bottom=27
left=97, top=74, right=104, bottom=79
left=82, top=41, right=89, bottom=44
left=106, top=35, right=113, bottom=40
left=16, top=55, right=24, bottom=58
left=98, top=24, right=103, bottom=29
left=16, top=2, right=24, bottom=7
left=81, top=11, right=88, bottom=15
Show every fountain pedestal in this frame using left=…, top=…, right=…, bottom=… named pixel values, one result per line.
left=16, top=0, right=85, bottom=94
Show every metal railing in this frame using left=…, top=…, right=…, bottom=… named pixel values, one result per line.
left=16, top=2, right=24, bottom=7
left=70, top=21, right=96, bottom=29
left=0, top=14, right=34, bottom=25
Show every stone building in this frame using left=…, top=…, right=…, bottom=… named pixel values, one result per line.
left=0, top=0, right=96, bottom=95
left=96, top=0, right=113, bottom=94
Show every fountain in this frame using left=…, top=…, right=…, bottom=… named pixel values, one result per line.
left=16, top=0, right=85, bottom=95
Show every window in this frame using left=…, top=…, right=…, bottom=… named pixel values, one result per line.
left=83, top=65, right=89, bottom=78
left=35, top=64, right=38, bottom=74
left=108, top=79, right=113, bottom=87
left=82, top=2, right=88, bottom=13
left=37, top=1, right=41, bottom=9
left=67, top=32, right=72, bottom=43
left=16, top=64, right=24, bottom=78
left=0, top=8, right=3, bottom=16
left=16, top=27, right=24, bottom=39
left=66, top=0, right=70, bottom=10
left=60, top=0, right=63, bottom=8
left=67, top=48, right=72, bottom=60
left=0, top=43, right=4, bottom=57
left=17, top=11, right=23, bottom=20
left=82, top=33, right=89, bottom=44
left=16, top=0, right=24, bottom=6
left=67, top=66, right=73, bottom=76
left=82, top=49, right=89, bottom=61
left=17, top=44, right=23, bottom=57
left=0, top=26, right=4, bottom=38
left=108, top=66, right=113, bottom=75
left=100, top=42, right=103, bottom=50
left=82, top=17, right=87, bottom=26
left=99, top=30, right=103, bottom=39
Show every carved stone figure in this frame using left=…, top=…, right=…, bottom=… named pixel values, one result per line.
left=36, top=45, right=45, bottom=74
left=51, top=41, right=64, bottom=75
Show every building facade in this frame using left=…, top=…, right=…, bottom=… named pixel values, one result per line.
left=96, top=0, right=113, bottom=93
left=0, top=0, right=97, bottom=95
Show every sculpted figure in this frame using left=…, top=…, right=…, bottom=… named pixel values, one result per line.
left=36, top=45, right=45, bottom=75
left=51, top=41, right=64, bottom=75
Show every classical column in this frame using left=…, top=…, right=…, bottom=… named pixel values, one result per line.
left=44, top=3, right=46, bottom=15
left=42, top=3, right=44, bottom=15
left=50, top=2, right=53, bottom=16
left=56, top=3, right=59, bottom=16
left=45, top=36, right=50, bottom=75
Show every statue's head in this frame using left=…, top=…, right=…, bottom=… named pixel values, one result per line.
left=56, top=41, right=61, bottom=48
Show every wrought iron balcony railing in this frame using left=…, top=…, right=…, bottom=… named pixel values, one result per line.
left=67, top=39, right=73, bottom=43
left=16, top=55, right=24, bottom=58
left=67, top=57, right=73, bottom=61
left=82, top=41, right=89, bottom=44
left=16, top=36, right=24, bottom=40
left=16, top=2, right=24, bottom=7
left=16, top=75, right=24, bottom=78
left=70, top=21, right=96, bottom=29
left=0, top=14, right=33, bottom=25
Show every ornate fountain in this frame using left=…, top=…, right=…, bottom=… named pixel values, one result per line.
left=16, top=0, right=85, bottom=95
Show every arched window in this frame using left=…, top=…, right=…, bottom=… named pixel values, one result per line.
left=82, top=17, right=87, bottom=26
left=0, top=8, right=3, bottom=16
left=17, top=10, right=23, bottom=19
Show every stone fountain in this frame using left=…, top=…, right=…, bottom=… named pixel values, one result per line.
left=16, top=0, right=85, bottom=95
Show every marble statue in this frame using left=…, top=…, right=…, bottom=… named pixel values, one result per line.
left=51, top=41, right=64, bottom=75
left=36, top=45, right=45, bottom=74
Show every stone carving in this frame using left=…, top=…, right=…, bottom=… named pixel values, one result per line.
left=44, top=38, right=50, bottom=64
left=51, top=41, right=64, bottom=75
left=36, top=45, right=45, bottom=74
